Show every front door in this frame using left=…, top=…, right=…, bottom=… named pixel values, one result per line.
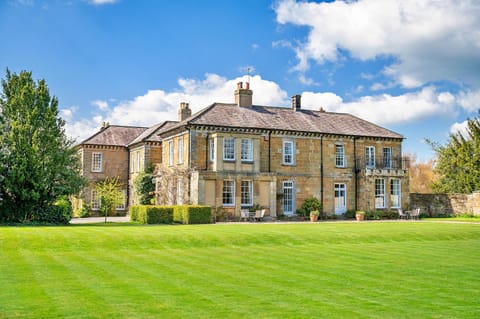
left=283, top=181, right=295, bottom=215
left=334, top=183, right=346, bottom=214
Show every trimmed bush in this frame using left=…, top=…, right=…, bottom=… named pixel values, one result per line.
left=129, top=205, right=174, bottom=224
left=130, top=205, right=211, bottom=224
left=173, top=205, right=188, bottom=224
left=184, top=206, right=211, bottom=224
left=173, top=205, right=211, bottom=224
left=130, top=205, right=140, bottom=222
left=34, top=204, right=72, bottom=225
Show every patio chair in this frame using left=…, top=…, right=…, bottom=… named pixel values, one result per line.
left=398, top=208, right=408, bottom=220
left=410, top=208, right=421, bottom=220
left=253, top=209, right=265, bottom=222
left=239, top=209, right=250, bottom=222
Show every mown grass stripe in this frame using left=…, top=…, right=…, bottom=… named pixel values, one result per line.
left=0, top=222, right=479, bottom=318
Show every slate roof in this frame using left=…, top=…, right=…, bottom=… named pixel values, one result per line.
left=183, top=103, right=403, bottom=139
left=128, top=121, right=178, bottom=146
left=79, top=125, right=148, bottom=147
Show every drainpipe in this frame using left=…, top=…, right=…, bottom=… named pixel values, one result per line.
left=187, top=126, right=192, bottom=201
left=354, top=136, right=358, bottom=212
left=126, top=147, right=131, bottom=211
left=268, top=131, right=272, bottom=173
left=320, top=136, right=324, bottom=216
left=205, top=132, right=209, bottom=171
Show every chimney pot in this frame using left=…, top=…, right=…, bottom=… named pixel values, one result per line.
left=234, top=82, right=253, bottom=107
left=292, top=94, right=301, bottom=111
left=178, top=102, right=192, bottom=121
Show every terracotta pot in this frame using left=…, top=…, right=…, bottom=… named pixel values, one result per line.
left=310, top=214, right=318, bottom=222
left=355, top=213, right=365, bottom=221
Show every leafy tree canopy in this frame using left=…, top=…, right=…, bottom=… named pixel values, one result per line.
left=429, top=114, right=480, bottom=194
left=133, top=164, right=155, bottom=205
left=0, top=69, right=86, bottom=223
left=95, top=177, right=124, bottom=222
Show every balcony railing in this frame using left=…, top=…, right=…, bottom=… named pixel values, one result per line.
left=356, top=156, right=410, bottom=171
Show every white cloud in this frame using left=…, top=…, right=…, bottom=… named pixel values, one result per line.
left=64, top=74, right=288, bottom=142
left=64, top=72, right=476, bottom=143
left=91, top=99, right=109, bottom=111
left=301, top=86, right=457, bottom=125
left=88, top=0, right=118, bottom=5
left=275, top=0, right=480, bottom=88
left=457, top=89, right=480, bottom=112
left=450, top=121, right=469, bottom=138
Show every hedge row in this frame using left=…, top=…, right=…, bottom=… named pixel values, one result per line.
left=130, top=206, right=174, bottom=224
left=130, top=205, right=211, bottom=224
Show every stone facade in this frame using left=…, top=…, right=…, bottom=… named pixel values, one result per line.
left=77, top=84, right=409, bottom=218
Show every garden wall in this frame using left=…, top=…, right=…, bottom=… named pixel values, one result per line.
left=409, top=192, right=480, bottom=216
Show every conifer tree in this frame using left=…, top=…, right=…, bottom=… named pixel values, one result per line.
left=430, top=115, right=480, bottom=194
left=0, top=70, right=86, bottom=222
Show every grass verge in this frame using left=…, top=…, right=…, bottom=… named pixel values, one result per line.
left=0, top=222, right=479, bottom=318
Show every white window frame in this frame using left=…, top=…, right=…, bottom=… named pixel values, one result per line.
left=168, top=140, right=174, bottom=166
left=223, top=138, right=235, bottom=161
left=335, top=144, right=345, bottom=168
left=283, top=180, right=295, bottom=215
left=390, top=179, right=401, bottom=208
left=116, top=190, right=127, bottom=210
left=241, top=139, right=253, bottom=162
left=240, top=180, right=253, bottom=206
left=222, top=180, right=235, bottom=206
left=91, top=152, right=103, bottom=172
left=136, top=151, right=141, bottom=173
left=283, top=140, right=295, bottom=165
left=383, top=147, right=392, bottom=169
left=91, top=189, right=100, bottom=210
left=178, top=138, right=184, bottom=164
left=177, top=178, right=184, bottom=205
left=209, top=138, right=215, bottom=162
left=130, top=154, right=134, bottom=173
left=334, top=183, right=347, bottom=214
left=366, top=146, right=376, bottom=169
left=375, top=178, right=386, bottom=208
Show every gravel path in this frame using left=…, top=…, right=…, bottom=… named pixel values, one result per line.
left=70, top=216, right=130, bottom=224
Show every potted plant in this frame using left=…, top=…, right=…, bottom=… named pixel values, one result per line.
left=310, top=210, right=319, bottom=222
left=355, top=211, right=365, bottom=221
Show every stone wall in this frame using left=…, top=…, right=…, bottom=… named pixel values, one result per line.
left=409, top=192, right=480, bottom=216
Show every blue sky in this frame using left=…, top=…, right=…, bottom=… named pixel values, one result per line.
left=1, top=0, right=480, bottom=162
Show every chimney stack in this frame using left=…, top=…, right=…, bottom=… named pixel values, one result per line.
left=292, top=94, right=301, bottom=111
left=178, top=102, right=192, bottom=121
left=234, top=81, right=253, bottom=107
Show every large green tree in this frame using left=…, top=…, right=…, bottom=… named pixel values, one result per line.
left=429, top=115, right=480, bottom=194
left=0, top=70, right=86, bottom=222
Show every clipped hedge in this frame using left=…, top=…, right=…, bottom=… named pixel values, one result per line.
left=129, top=205, right=174, bottom=224
left=175, top=205, right=211, bottom=224
left=130, top=205, right=211, bottom=224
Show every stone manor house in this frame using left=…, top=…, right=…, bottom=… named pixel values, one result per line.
left=75, top=82, right=409, bottom=217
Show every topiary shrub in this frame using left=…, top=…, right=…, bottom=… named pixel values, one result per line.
left=34, top=203, right=72, bottom=225
left=134, top=206, right=174, bottom=224
left=183, top=205, right=211, bottom=224
left=129, top=205, right=140, bottom=222
left=173, top=205, right=188, bottom=224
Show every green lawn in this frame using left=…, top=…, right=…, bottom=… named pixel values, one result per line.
left=0, top=222, right=479, bottom=318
